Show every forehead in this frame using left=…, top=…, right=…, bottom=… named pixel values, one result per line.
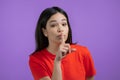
left=47, top=12, right=67, bottom=23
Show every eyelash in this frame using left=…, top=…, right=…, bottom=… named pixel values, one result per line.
left=50, top=23, right=67, bottom=27
left=50, top=24, right=57, bottom=27
left=62, top=23, right=67, bottom=26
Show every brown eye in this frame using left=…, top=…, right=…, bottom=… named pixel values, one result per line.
left=50, top=24, right=57, bottom=27
left=51, top=24, right=55, bottom=27
left=62, top=23, right=67, bottom=26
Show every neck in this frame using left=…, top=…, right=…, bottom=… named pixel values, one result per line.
left=47, top=42, right=60, bottom=55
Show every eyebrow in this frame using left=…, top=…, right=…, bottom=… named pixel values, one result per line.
left=49, top=19, right=67, bottom=23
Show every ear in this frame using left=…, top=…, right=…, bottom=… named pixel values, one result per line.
left=42, top=28, right=48, bottom=37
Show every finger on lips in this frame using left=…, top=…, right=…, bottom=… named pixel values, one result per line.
left=60, top=35, right=76, bottom=56
left=60, top=35, right=65, bottom=44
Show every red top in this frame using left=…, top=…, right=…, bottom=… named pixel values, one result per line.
left=29, top=44, right=96, bottom=80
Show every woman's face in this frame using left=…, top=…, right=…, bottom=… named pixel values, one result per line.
left=42, top=12, right=69, bottom=44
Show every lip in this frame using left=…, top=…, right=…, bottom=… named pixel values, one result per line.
left=57, top=34, right=65, bottom=38
left=57, top=33, right=64, bottom=36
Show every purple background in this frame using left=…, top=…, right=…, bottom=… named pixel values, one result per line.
left=0, top=0, right=120, bottom=80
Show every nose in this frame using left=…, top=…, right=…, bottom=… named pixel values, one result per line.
left=57, top=25, right=64, bottom=32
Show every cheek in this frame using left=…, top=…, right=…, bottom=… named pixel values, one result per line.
left=65, top=27, right=69, bottom=34
left=65, top=27, right=69, bottom=38
left=47, top=30, right=56, bottom=37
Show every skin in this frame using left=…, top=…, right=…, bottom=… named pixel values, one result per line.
left=40, top=12, right=94, bottom=80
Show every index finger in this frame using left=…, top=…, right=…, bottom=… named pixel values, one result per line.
left=60, top=35, right=65, bottom=44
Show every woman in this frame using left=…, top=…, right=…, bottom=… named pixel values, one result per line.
left=29, top=6, right=96, bottom=80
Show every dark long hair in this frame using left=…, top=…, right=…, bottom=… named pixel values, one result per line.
left=34, top=6, right=73, bottom=52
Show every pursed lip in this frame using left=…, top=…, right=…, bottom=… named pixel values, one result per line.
left=57, top=33, right=65, bottom=38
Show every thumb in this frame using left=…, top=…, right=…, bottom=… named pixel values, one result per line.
left=71, top=48, right=76, bottom=52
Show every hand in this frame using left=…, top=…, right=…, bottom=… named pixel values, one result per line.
left=55, top=35, right=76, bottom=62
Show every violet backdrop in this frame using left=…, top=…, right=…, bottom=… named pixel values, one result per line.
left=0, top=0, right=120, bottom=80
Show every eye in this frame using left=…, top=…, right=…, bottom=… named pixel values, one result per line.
left=50, top=24, right=57, bottom=27
left=62, top=22, right=67, bottom=27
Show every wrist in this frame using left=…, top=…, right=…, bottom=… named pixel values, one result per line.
left=54, top=58, right=61, bottom=65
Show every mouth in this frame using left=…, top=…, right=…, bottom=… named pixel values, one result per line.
left=57, top=34, right=65, bottom=39
left=58, top=34, right=63, bottom=37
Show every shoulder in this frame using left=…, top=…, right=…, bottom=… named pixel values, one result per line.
left=71, top=44, right=90, bottom=56
left=71, top=44, right=88, bottom=51
left=30, top=49, right=43, bottom=57
left=29, top=49, right=46, bottom=63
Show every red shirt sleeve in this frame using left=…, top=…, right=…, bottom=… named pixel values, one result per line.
left=29, top=55, right=49, bottom=80
left=82, top=47, right=96, bottom=77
